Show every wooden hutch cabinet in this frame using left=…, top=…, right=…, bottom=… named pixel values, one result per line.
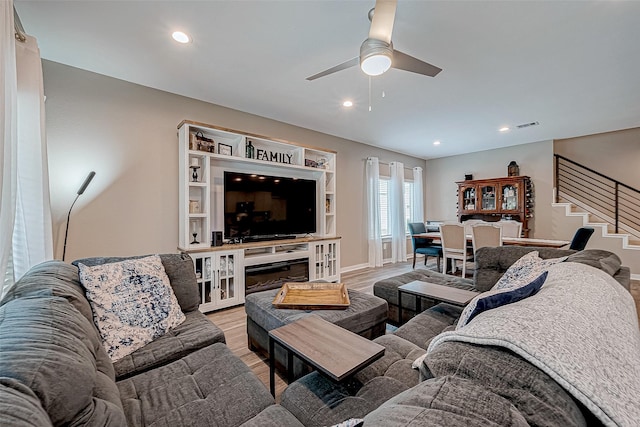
left=456, top=176, right=533, bottom=237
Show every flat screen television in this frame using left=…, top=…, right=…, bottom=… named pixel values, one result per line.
left=224, top=171, right=316, bottom=240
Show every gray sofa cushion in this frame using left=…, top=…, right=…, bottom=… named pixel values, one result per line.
left=113, top=309, right=225, bottom=379
left=0, top=295, right=126, bottom=426
left=239, top=405, right=304, bottom=427
left=72, top=253, right=200, bottom=312
left=0, top=380, right=53, bottom=427
left=117, top=342, right=276, bottom=427
left=363, top=376, right=531, bottom=426
left=424, top=341, right=589, bottom=427
left=394, top=303, right=462, bottom=349
left=565, top=249, right=621, bottom=276
left=474, top=246, right=576, bottom=291
left=0, top=260, right=95, bottom=323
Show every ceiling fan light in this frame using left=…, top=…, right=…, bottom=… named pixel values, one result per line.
left=361, top=54, right=392, bottom=76
left=360, top=38, right=393, bottom=76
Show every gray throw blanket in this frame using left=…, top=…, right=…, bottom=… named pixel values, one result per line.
left=428, top=262, right=640, bottom=427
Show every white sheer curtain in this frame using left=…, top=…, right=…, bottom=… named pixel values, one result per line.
left=389, top=162, right=407, bottom=263
left=412, top=167, right=424, bottom=223
left=1, top=1, right=53, bottom=297
left=365, top=157, right=383, bottom=267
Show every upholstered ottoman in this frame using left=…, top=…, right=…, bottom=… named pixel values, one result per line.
left=245, top=288, right=388, bottom=379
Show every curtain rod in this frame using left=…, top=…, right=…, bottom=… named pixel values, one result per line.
left=14, top=6, right=26, bottom=43
left=363, top=158, right=420, bottom=171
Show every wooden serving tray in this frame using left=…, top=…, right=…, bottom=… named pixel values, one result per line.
left=272, top=282, right=350, bottom=310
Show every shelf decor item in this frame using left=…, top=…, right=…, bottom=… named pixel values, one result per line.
left=246, top=139, right=255, bottom=159
left=190, top=161, right=200, bottom=182
left=195, top=132, right=214, bottom=153
left=508, top=161, right=520, bottom=177
left=218, top=143, right=232, bottom=156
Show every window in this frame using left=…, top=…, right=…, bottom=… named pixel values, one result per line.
left=379, top=178, right=414, bottom=236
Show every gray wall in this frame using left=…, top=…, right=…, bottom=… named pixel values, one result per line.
left=43, top=60, right=426, bottom=268
left=554, top=127, right=640, bottom=189
left=425, top=140, right=554, bottom=238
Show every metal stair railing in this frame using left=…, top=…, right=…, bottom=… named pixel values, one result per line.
left=554, top=154, right=640, bottom=236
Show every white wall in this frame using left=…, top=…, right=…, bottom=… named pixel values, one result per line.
left=425, top=140, right=554, bottom=238
left=43, top=60, right=426, bottom=268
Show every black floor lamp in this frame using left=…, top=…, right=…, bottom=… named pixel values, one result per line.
left=62, top=171, right=95, bottom=261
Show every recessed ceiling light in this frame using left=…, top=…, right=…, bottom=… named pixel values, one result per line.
left=499, top=126, right=510, bottom=132
left=433, top=141, right=441, bottom=146
left=343, top=100, right=353, bottom=107
left=172, top=31, right=190, bottom=44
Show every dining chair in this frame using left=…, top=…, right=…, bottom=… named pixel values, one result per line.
left=439, top=223, right=474, bottom=278
left=569, top=226, right=595, bottom=250
left=498, top=219, right=523, bottom=238
left=471, top=224, right=503, bottom=255
left=408, top=222, right=442, bottom=271
left=462, top=219, right=485, bottom=236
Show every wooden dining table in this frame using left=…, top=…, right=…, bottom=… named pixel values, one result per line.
left=416, top=232, right=571, bottom=248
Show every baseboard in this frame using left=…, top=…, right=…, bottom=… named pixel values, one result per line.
left=341, top=254, right=418, bottom=274
left=340, top=262, right=371, bottom=274
left=631, top=273, right=640, bottom=281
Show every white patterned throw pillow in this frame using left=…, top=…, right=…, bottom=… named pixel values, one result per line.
left=493, top=251, right=568, bottom=290
left=78, top=255, right=186, bottom=362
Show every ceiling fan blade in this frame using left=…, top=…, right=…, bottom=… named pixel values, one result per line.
left=369, top=0, right=397, bottom=44
left=392, top=49, right=442, bottom=77
left=306, top=57, right=359, bottom=81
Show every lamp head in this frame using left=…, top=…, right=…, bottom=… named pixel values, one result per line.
left=77, top=171, right=96, bottom=195
left=360, top=38, right=393, bottom=76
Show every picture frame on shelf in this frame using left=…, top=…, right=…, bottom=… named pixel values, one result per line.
left=218, top=143, right=232, bottom=156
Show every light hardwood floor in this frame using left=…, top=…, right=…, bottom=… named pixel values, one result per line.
left=206, top=258, right=640, bottom=401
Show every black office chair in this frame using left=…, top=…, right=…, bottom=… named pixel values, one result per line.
left=569, top=227, right=595, bottom=250
left=408, top=222, right=442, bottom=271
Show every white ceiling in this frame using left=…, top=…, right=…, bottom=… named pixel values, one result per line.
left=14, top=0, right=640, bottom=159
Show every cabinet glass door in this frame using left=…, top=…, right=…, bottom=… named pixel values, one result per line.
left=325, top=242, right=338, bottom=278
left=194, top=255, right=214, bottom=311
left=313, top=244, right=326, bottom=278
left=501, top=183, right=519, bottom=211
left=216, top=253, right=236, bottom=302
left=480, top=185, right=496, bottom=210
left=461, top=186, right=476, bottom=211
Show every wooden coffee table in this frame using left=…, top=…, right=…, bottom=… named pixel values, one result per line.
left=268, top=314, right=385, bottom=396
left=398, top=280, right=480, bottom=323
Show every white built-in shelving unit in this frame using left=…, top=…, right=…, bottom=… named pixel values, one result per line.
left=177, top=120, right=340, bottom=312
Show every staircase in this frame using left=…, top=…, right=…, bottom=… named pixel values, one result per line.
left=552, top=155, right=640, bottom=277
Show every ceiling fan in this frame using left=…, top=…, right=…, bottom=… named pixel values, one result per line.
left=306, top=0, right=442, bottom=81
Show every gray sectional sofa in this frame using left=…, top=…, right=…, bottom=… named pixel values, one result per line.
left=279, top=247, right=634, bottom=426
left=1, top=248, right=634, bottom=426
left=0, top=254, right=303, bottom=427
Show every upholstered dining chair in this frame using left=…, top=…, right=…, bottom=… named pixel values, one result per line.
left=462, top=219, right=485, bottom=236
left=497, top=219, right=523, bottom=238
left=439, top=223, right=474, bottom=278
left=569, top=226, right=595, bottom=250
left=471, top=224, right=503, bottom=255
left=408, top=222, right=442, bottom=271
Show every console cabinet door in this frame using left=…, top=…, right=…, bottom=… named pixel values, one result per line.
left=213, top=250, right=244, bottom=310
left=309, top=240, right=340, bottom=282
left=191, top=250, right=244, bottom=313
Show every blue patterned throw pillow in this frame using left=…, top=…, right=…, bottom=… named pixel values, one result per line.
left=457, top=271, right=548, bottom=328
left=78, top=255, right=186, bottom=361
